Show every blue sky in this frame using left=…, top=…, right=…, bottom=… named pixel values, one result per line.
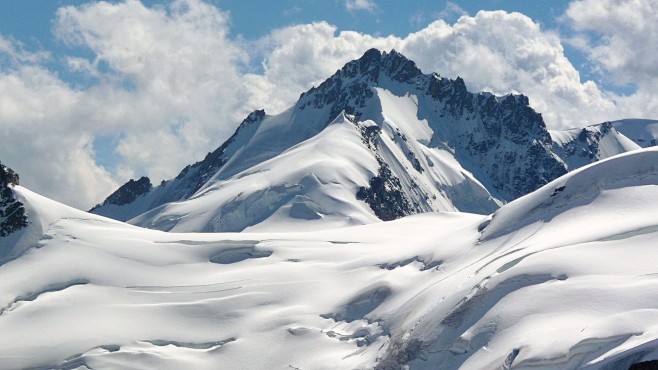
left=0, top=0, right=656, bottom=208
left=0, top=1, right=584, bottom=85
left=1, top=1, right=572, bottom=40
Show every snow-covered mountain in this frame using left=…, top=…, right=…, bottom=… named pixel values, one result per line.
left=550, top=121, right=641, bottom=170
left=91, top=49, right=584, bottom=233
left=3, top=147, right=658, bottom=369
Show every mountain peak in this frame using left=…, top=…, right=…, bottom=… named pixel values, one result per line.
left=358, top=48, right=382, bottom=65
left=350, top=48, right=423, bottom=83
left=91, top=49, right=606, bottom=231
left=297, top=49, right=426, bottom=119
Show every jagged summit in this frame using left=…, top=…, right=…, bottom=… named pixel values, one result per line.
left=91, top=49, right=633, bottom=232
left=299, top=49, right=440, bottom=119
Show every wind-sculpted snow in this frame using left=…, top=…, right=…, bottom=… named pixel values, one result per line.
left=4, top=147, right=658, bottom=369
left=480, top=147, right=658, bottom=242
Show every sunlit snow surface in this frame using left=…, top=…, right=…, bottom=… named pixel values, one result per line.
left=3, top=149, right=658, bottom=369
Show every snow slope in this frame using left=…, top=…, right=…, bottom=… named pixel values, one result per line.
left=610, top=119, right=658, bottom=148
left=3, top=147, right=658, bottom=369
left=550, top=121, right=641, bottom=170
left=126, top=100, right=502, bottom=233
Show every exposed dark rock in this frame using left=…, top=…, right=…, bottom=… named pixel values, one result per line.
left=0, top=162, right=28, bottom=237
left=375, top=339, right=428, bottom=370
left=96, top=176, right=152, bottom=208
left=0, top=163, right=19, bottom=187
left=429, top=88, right=566, bottom=199
left=357, top=160, right=413, bottom=221
left=553, top=122, right=618, bottom=172
left=629, top=360, right=658, bottom=370
left=175, top=109, right=266, bottom=193
left=360, top=125, right=381, bottom=150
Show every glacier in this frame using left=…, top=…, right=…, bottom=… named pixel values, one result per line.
left=2, top=148, right=658, bottom=369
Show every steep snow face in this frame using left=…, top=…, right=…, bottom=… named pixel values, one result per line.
left=4, top=148, right=658, bottom=369
left=550, top=121, right=641, bottom=170
left=610, top=119, right=658, bottom=148
left=127, top=108, right=497, bottom=233
left=92, top=49, right=569, bottom=232
left=88, top=110, right=269, bottom=221
left=130, top=113, right=382, bottom=232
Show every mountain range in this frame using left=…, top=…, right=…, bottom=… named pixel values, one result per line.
left=2, top=49, right=658, bottom=369
left=89, top=49, right=657, bottom=233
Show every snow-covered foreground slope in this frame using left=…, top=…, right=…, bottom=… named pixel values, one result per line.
left=3, top=148, right=658, bottom=369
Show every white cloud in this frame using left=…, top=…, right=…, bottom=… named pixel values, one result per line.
left=564, top=0, right=658, bottom=120
left=1, top=0, right=251, bottom=208
left=0, top=35, right=50, bottom=65
left=436, top=1, right=467, bottom=20
left=345, top=0, right=376, bottom=13
left=0, top=63, right=118, bottom=207
left=566, top=0, right=658, bottom=86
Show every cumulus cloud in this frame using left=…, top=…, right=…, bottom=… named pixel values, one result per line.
left=566, top=0, right=658, bottom=86
left=1, top=0, right=251, bottom=208
left=565, top=0, right=658, bottom=120
left=3, top=0, right=655, bottom=209
left=0, top=62, right=118, bottom=207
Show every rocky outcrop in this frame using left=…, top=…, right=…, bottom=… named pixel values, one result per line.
left=93, top=176, right=152, bottom=209
left=0, top=163, right=27, bottom=237
left=357, top=159, right=413, bottom=222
